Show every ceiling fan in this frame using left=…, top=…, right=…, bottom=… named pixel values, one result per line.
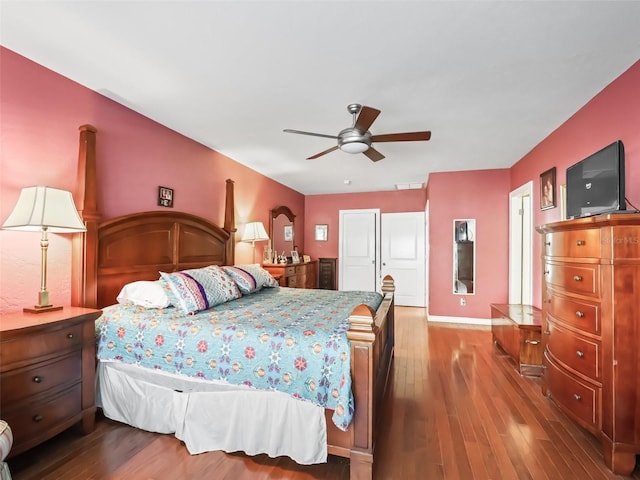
left=283, top=103, right=431, bottom=162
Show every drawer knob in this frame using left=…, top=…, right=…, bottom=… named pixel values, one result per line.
left=575, top=311, right=585, bottom=318
left=545, top=241, right=551, bottom=246
left=525, top=339, right=540, bottom=345
left=33, top=414, right=44, bottom=422
left=544, top=270, right=550, bottom=275
left=573, top=394, right=581, bottom=401
left=576, top=240, right=585, bottom=246
left=67, top=333, right=74, bottom=339
left=543, top=330, right=551, bottom=335
left=33, top=375, right=43, bottom=383
left=576, top=350, right=584, bottom=358
left=573, top=275, right=583, bottom=282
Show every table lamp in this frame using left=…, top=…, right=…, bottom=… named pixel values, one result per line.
left=2, top=186, right=86, bottom=313
left=241, top=221, right=269, bottom=264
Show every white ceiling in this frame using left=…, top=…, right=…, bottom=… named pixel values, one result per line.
left=2, top=1, right=640, bottom=195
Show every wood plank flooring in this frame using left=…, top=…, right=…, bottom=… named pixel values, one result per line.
left=8, top=306, right=640, bottom=479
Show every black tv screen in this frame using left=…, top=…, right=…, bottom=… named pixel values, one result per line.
left=566, top=140, right=625, bottom=219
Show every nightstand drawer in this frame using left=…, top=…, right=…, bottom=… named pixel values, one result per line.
left=5, top=383, right=82, bottom=449
left=1, top=352, right=82, bottom=405
left=0, top=323, right=84, bottom=369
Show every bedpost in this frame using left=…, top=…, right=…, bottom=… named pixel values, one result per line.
left=224, top=179, right=236, bottom=265
left=71, top=124, right=100, bottom=308
left=346, top=275, right=395, bottom=479
left=347, top=304, right=377, bottom=479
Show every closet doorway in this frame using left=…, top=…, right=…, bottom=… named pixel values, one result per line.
left=509, top=181, right=533, bottom=305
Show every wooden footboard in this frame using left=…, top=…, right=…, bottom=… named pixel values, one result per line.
left=327, top=275, right=395, bottom=479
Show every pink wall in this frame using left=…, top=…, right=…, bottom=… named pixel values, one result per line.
left=0, top=47, right=304, bottom=313
left=2, top=46, right=638, bottom=319
left=303, top=189, right=426, bottom=260
left=426, top=169, right=511, bottom=319
left=511, top=60, right=640, bottom=308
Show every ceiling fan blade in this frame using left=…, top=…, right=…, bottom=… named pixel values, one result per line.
left=363, top=147, right=385, bottom=162
left=283, top=129, right=338, bottom=140
left=354, top=106, right=381, bottom=132
left=307, top=145, right=339, bottom=160
left=371, top=131, right=432, bottom=142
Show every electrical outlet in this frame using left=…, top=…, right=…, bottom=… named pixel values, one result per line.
left=460, top=297, right=466, bottom=306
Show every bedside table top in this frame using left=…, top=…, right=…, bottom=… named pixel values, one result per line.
left=0, top=306, right=102, bottom=332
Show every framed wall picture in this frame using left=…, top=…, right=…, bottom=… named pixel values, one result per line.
left=158, top=186, right=174, bottom=208
left=540, top=167, right=556, bottom=210
left=283, top=225, right=293, bottom=242
left=315, top=224, right=328, bottom=241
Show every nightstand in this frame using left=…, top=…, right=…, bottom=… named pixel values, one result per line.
left=0, top=307, right=102, bottom=457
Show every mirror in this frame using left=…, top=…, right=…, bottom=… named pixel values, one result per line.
left=453, top=219, right=475, bottom=294
left=270, top=206, right=295, bottom=262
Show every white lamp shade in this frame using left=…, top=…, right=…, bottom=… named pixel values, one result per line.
left=2, top=186, right=86, bottom=233
left=241, top=221, right=269, bottom=243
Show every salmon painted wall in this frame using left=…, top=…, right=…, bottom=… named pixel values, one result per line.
left=303, top=189, right=427, bottom=261
left=0, top=47, right=304, bottom=313
left=511, top=59, right=640, bottom=309
left=426, top=169, right=511, bottom=319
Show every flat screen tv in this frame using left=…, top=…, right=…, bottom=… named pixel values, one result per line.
left=566, top=140, right=625, bottom=219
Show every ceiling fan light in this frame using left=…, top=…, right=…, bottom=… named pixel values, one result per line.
left=340, top=141, right=369, bottom=154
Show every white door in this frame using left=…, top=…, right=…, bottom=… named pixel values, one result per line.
left=509, top=182, right=533, bottom=304
left=339, top=209, right=379, bottom=291
left=381, top=212, right=426, bottom=307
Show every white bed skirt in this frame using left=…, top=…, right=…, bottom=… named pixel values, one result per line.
left=96, top=361, right=328, bottom=464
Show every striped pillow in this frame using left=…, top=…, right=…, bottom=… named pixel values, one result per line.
left=159, top=265, right=241, bottom=314
left=223, top=264, right=279, bottom=295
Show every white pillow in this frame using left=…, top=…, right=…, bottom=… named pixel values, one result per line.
left=116, top=280, right=171, bottom=308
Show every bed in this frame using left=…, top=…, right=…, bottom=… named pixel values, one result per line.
left=70, top=125, right=395, bottom=479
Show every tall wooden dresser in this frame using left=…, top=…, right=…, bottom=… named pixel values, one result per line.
left=537, top=214, right=640, bottom=475
left=318, top=258, right=337, bottom=290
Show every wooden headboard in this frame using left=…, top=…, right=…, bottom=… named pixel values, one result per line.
left=71, top=125, right=237, bottom=309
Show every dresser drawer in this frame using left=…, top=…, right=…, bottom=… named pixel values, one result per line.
left=4, top=383, right=82, bottom=450
left=547, top=294, right=600, bottom=335
left=545, top=262, right=599, bottom=297
left=1, top=352, right=82, bottom=405
left=287, top=275, right=299, bottom=287
left=546, top=321, right=601, bottom=381
left=544, top=229, right=601, bottom=258
left=284, top=266, right=296, bottom=276
left=544, top=352, right=601, bottom=431
left=0, top=323, right=84, bottom=369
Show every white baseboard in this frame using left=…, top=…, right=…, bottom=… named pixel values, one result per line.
left=427, top=315, right=491, bottom=327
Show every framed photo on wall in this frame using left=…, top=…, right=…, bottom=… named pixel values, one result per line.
left=540, top=167, right=556, bottom=210
left=158, top=186, right=174, bottom=208
left=315, top=224, right=328, bottom=241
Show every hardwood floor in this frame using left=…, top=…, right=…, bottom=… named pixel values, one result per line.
left=8, top=306, right=640, bottom=479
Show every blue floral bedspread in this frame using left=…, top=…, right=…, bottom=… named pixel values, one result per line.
left=96, top=287, right=383, bottom=430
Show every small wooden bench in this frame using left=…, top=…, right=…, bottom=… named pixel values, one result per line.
left=490, top=304, right=543, bottom=376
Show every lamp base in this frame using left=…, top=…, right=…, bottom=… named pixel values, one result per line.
left=23, top=304, right=63, bottom=314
